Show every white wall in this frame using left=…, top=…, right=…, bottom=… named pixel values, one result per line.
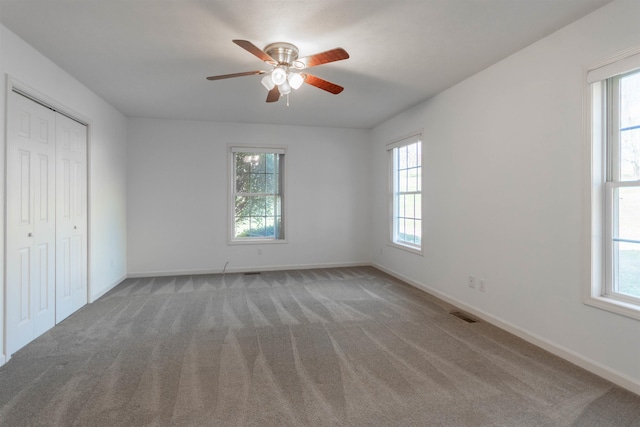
left=127, top=118, right=370, bottom=275
left=370, top=0, right=640, bottom=393
left=0, top=25, right=128, bottom=361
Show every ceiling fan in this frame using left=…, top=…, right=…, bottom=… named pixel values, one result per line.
left=206, top=40, right=349, bottom=103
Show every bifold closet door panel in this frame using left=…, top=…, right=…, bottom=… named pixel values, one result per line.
left=55, top=114, right=88, bottom=323
left=6, top=91, right=57, bottom=355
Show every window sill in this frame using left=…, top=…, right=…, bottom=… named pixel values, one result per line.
left=388, top=241, right=423, bottom=256
left=228, top=239, right=288, bottom=246
left=584, top=294, right=640, bottom=321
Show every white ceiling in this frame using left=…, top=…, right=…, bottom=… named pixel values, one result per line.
left=1, top=0, right=612, bottom=129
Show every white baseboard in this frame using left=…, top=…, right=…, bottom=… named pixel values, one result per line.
left=89, top=273, right=127, bottom=303
left=371, top=262, right=640, bottom=397
left=127, top=261, right=370, bottom=278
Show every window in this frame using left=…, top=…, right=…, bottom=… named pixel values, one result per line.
left=388, top=133, right=422, bottom=253
left=230, top=147, right=285, bottom=242
left=606, top=70, right=640, bottom=304
left=587, top=48, right=640, bottom=319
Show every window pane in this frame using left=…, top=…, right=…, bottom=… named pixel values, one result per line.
left=235, top=216, right=250, bottom=237
left=251, top=197, right=265, bottom=216
left=616, top=186, right=640, bottom=242
left=407, top=143, right=418, bottom=167
left=404, top=194, right=415, bottom=219
left=620, top=71, right=640, bottom=181
left=401, top=217, right=408, bottom=233
left=404, top=219, right=415, bottom=243
left=265, top=172, right=276, bottom=193
left=620, top=128, right=640, bottom=181
left=398, top=146, right=407, bottom=169
left=235, top=196, right=249, bottom=217
left=615, top=241, right=640, bottom=299
left=620, top=71, right=640, bottom=130
left=235, top=155, right=251, bottom=192
left=235, top=173, right=249, bottom=193
left=253, top=154, right=266, bottom=173
left=248, top=172, right=264, bottom=193
left=407, top=167, right=419, bottom=192
left=266, top=154, right=275, bottom=173
left=399, top=169, right=408, bottom=192
left=250, top=216, right=264, bottom=236
left=240, top=154, right=258, bottom=170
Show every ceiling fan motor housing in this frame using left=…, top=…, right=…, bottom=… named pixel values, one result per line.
left=264, top=42, right=299, bottom=67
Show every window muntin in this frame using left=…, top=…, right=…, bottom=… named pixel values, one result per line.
left=388, top=135, right=422, bottom=251
left=605, top=70, right=640, bottom=303
left=231, top=148, right=284, bottom=241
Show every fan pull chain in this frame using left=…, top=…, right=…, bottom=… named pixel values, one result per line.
left=286, top=93, right=290, bottom=107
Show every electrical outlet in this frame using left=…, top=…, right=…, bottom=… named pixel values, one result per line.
left=479, top=279, right=486, bottom=292
left=257, top=247, right=262, bottom=255
left=468, top=276, right=476, bottom=289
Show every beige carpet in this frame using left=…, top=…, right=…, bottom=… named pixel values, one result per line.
left=0, top=266, right=638, bottom=426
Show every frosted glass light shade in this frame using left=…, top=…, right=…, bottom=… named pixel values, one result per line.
left=261, top=75, right=275, bottom=90
left=271, top=67, right=287, bottom=85
left=278, top=80, right=291, bottom=95
left=288, top=72, right=304, bottom=90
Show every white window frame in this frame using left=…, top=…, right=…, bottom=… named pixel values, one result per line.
left=585, top=47, right=640, bottom=320
left=228, top=146, right=287, bottom=245
left=387, top=132, right=423, bottom=255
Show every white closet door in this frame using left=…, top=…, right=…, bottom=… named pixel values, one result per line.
left=6, top=92, right=57, bottom=355
left=55, top=114, right=88, bottom=323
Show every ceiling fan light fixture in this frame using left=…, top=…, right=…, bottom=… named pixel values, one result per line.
left=288, top=72, right=304, bottom=90
left=261, top=75, right=275, bottom=90
left=278, top=80, right=292, bottom=95
left=271, top=67, right=287, bottom=86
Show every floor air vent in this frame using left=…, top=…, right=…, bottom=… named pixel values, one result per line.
left=450, top=311, right=478, bottom=323
left=244, top=272, right=260, bottom=275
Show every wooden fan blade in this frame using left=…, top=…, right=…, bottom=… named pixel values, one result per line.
left=233, top=40, right=277, bottom=65
left=293, top=48, right=349, bottom=69
left=266, top=86, right=280, bottom=102
left=303, top=74, right=344, bottom=94
left=206, top=70, right=266, bottom=80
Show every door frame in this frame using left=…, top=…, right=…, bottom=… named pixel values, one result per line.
left=3, top=75, right=91, bottom=363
